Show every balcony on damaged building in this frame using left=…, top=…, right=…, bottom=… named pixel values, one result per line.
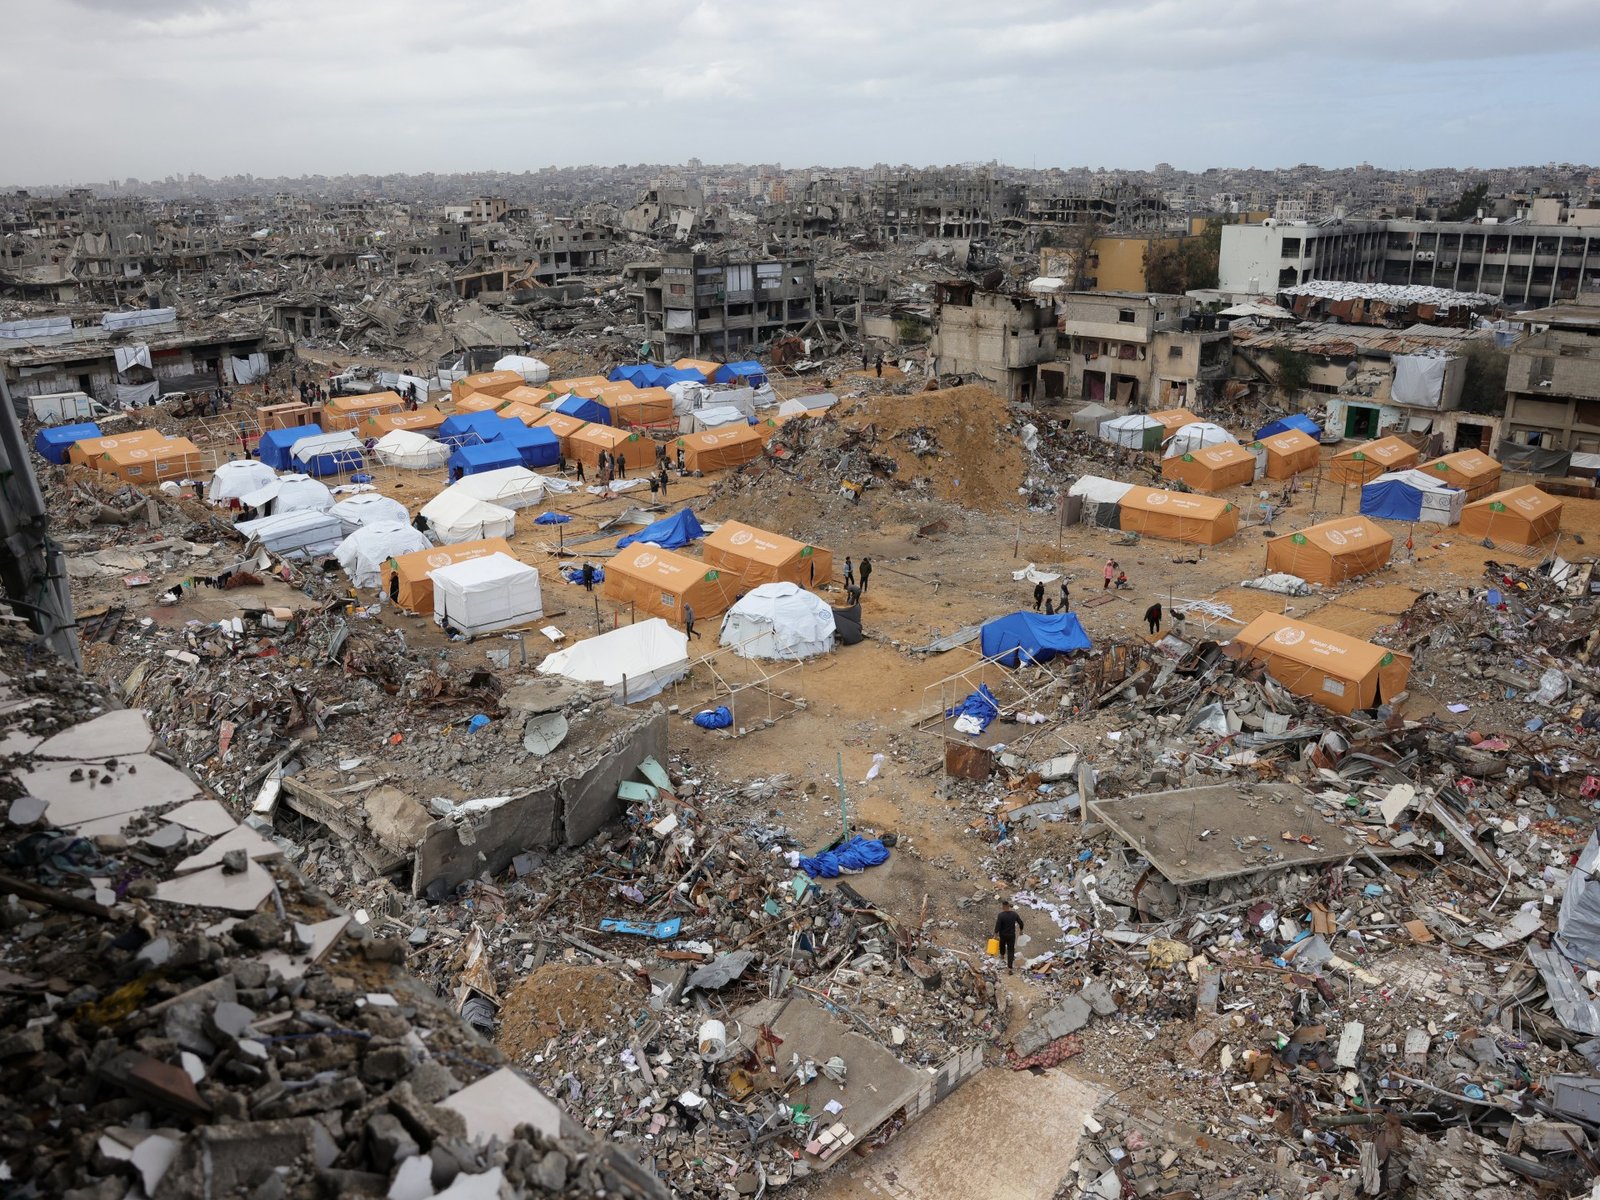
left=1040, top=292, right=1229, bottom=410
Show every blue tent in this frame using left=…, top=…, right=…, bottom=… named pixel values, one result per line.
left=1359, top=471, right=1462, bottom=522
left=616, top=508, right=706, bottom=550
left=448, top=442, right=523, bottom=479
left=438, top=411, right=507, bottom=448
left=607, top=364, right=652, bottom=386
left=259, top=424, right=323, bottom=471
left=654, top=366, right=704, bottom=387
left=714, top=361, right=768, bottom=388
left=553, top=394, right=609, bottom=425
left=293, top=437, right=365, bottom=478
left=1255, top=413, right=1323, bottom=441
left=34, top=422, right=101, bottom=464
left=493, top=423, right=560, bottom=468
left=979, top=611, right=1093, bottom=668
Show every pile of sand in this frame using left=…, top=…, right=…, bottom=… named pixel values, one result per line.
left=496, top=962, right=640, bottom=1058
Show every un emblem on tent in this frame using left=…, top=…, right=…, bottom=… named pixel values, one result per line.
left=1146, top=492, right=1169, bottom=505
left=1325, top=530, right=1348, bottom=546
left=730, top=530, right=754, bottom=546
left=1274, top=627, right=1306, bottom=646
left=634, top=553, right=658, bottom=569
left=426, top=553, right=452, bottom=568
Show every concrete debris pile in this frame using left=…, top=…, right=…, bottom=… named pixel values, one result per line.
left=0, top=620, right=669, bottom=1200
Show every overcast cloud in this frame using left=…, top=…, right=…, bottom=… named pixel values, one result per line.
left=10, top=0, right=1599, bottom=183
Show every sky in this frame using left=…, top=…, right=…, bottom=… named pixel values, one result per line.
left=11, top=0, right=1600, bottom=183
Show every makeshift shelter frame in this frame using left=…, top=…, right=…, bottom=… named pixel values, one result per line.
left=669, top=636, right=822, bottom=729
left=915, top=648, right=1063, bottom=782
left=193, top=413, right=265, bottom=471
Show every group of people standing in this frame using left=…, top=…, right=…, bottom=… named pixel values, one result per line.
left=1028, top=560, right=1164, bottom=635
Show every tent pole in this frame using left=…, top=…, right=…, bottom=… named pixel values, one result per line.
left=837, top=752, right=848, bottom=843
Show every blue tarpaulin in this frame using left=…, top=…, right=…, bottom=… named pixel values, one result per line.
left=1360, top=475, right=1426, bottom=521
left=653, top=366, right=704, bottom=387
left=553, top=394, right=609, bottom=425
left=562, top=564, right=604, bottom=585
left=980, top=611, right=1093, bottom=667
left=945, top=683, right=1001, bottom=733
left=492, top=422, right=560, bottom=467
left=798, top=836, right=890, bottom=879
left=714, top=360, right=768, bottom=388
left=258, top=424, right=322, bottom=471
left=438, top=411, right=506, bottom=448
left=34, top=422, right=101, bottom=463
left=608, top=364, right=654, bottom=386
left=617, top=508, right=706, bottom=550
left=535, top=511, right=571, bottom=525
left=693, top=706, right=733, bottom=729
left=448, top=442, right=522, bottom=478
left=1255, top=413, right=1323, bottom=441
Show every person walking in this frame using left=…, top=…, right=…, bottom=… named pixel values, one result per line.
left=1060, top=579, right=1070, bottom=612
left=843, top=557, right=855, bottom=590
left=1145, top=602, right=1163, bottom=635
left=859, top=557, right=873, bottom=592
left=684, top=604, right=699, bottom=640
left=676, top=445, right=686, bottom=472
left=580, top=562, right=595, bottom=592
left=617, top=450, right=626, bottom=479
left=874, top=355, right=884, bottom=378
left=1103, top=559, right=1115, bottom=591
left=995, top=900, right=1024, bottom=974
left=576, top=458, right=586, bottom=483
left=1032, top=580, right=1045, bottom=611
left=658, top=463, right=668, bottom=499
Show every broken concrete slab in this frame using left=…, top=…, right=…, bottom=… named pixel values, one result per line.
left=154, top=859, right=275, bottom=913
left=1013, top=995, right=1092, bottom=1058
left=33, top=709, right=153, bottom=759
left=441, top=1067, right=566, bottom=1146
left=173, top=823, right=282, bottom=875
left=164, top=799, right=240, bottom=837
left=20, top=753, right=200, bottom=830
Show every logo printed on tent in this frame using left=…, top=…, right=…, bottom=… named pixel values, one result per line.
left=729, top=530, right=754, bottom=545
left=1182, top=453, right=1195, bottom=462
left=1352, top=451, right=1366, bottom=460
left=1146, top=492, right=1169, bottom=505
left=1292, top=533, right=1308, bottom=544
left=1380, top=652, right=1395, bottom=666
left=1489, top=501, right=1507, bottom=511
left=128, top=448, right=150, bottom=459
left=1325, top=530, right=1348, bottom=546
left=633, top=553, right=658, bottom=569
left=1273, top=627, right=1306, bottom=646
left=426, top=553, right=452, bottom=568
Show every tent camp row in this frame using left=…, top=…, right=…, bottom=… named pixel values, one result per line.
left=258, top=424, right=365, bottom=478
left=1068, top=477, right=1239, bottom=545
left=52, top=425, right=203, bottom=482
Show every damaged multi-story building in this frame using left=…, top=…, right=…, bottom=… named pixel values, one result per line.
left=1500, top=296, right=1600, bottom=454
left=928, top=281, right=1058, bottom=403
left=865, top=169, right=1025, bottom=243
left=627, top=250, right=816, bottom=359
left=1042, top=292, right=1231, bottom=409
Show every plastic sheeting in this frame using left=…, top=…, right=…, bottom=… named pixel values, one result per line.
left=240, top=472, right=333, bottom=515
left=492, top=355, right=550, bottom=384
left=1359, top=470, right=1464, bottom=524
left=1495, top=442, right=1573, bottom=476
left=945, top=683, right=1000, bottom=732
left=798, top=836, right=890, bottom=879
left=616, top=508, right=705, bottom=550
left=717, top=582, right=835, bottom=660
left=1559, top=832, right=1600, bottom=966
left=374, top=430, right=448, bottom=470
left=227, top=352, right=271, bottom=385
left=101, top=308, right=175, bottom=331
left=980, top=612, right=1093, bottom=667
left=335, top=521, right=432, bottom=588
left=114, top=381, right=159, bottom=406
left=1162, top=422, right=1236, bottom=459
left=290, top=430, right=365, bottom=477
left=235, top=509, right=344, bottom=559
left=1391, top=354, right=1451, bottom=409
left=114, top=343, right=152, bottom=373
left=1067, top=474, right=1136, bottom=506
left=1254, top=413, right=1322, bottom=441
left=430, top=552, right=543, bottom=636
left=445, top=466, right=546, bottom=510
left=330, top=493, right=410, bottom=535
left=206, top=459, right=276, bottom=503
left=538, top=617, right=689, bottom=702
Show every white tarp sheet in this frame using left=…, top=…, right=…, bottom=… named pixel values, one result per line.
left=0, top=316, right=71, bottom=340
left=101, top=308, right=175, bottom=331
left=430, top=552, right=543, bottom=636
left=1067, top=475, right=1136, bottom=505
left=493, top=355, right=551, bottom=384
left=114, top=343, right=152, bottom=373
left=336, top=521, right=432, bottom=588
left=1011, top=563, right=1063, bottom=585
left=330, top=493, right=410, bottom=535
left=777, top=393, right=838, bottom=417
left=539, top=617, right=689, bottom=702
left=420, top=490, right=516, bottom=544
left=374, top=429, right=448, bottom=470
left=718, top=583, right=836, bottom=660
left=240, top=472, right=333, bottom=514
left=1070, top=402, right=1117, bottom=434
left=236, top=509, right=344, bottom=559
left=290, top=430, right=364, bottom=462
left=445, top=466, right=546, bottom=510
left=1099, top=414, right=1163, bottom=448
left=115, top=381, right=159, bottom=407
left=226, top=352, right=271, bottom=384
left=378, top=371, right=432, bottom=400
left=1391, top=354, right=1450, bottom=409
left=207, top=460, right=277, bottom=504
left=688, top=405, right=747, bottom=433
left=1162, top=422, right=1237, bottom=459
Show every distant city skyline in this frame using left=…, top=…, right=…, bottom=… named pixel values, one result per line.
left=12, top=0, right=1600, bottom=183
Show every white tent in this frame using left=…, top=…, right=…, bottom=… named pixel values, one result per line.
left=493, top=355, right=551, bottom=385
left=335, top=521, right=433, bottom=588
left=689, top=406, right=748, bottom=432
left=374, top=429, right=448, bottom=470
left=331, top=493, right=410, bottom=535
left=445, top=466, right=546, bottom=511
left=289, top=430, right=365, bottom=465
left=1067, top=475, right=1136, bottom=505
left=1099, top=414, right=1164, bottom=449
left=240, top=472, right=334, bottom=515
left=1162, top=422, right=1237, bottom=459
left=236, top=509, right=344, bottom=559
left=718, top=583, right=836, bottom=660
left=430, top=552, right=543, bottom=636
left=777, top=393, right=838, bottom=418
left=1069, top=402, right=1117, bottom=434
left=207, top=460, right=277, bottom=504
left=538, top=617, right=689, bottom=702
left=420, top=490, right=517, bottom=544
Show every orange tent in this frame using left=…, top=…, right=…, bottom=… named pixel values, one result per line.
left=361, top=406, right=447, bottom=438
left=383, top=537, right=514, bottom=614
left=604, top=543, right=742, bottom=625
left=569, top=424, right=644, bottom=470
left=1265, top=516, right=1393, bottom=585
left=499, top=401, right=547, bottom=426
left=98, top=436, right=202, bottom=482
left=533, top=411, right=590, bottom=456
left=702, top=520, right=834, bottom=589
left=258, top=402, right=316, bottom=432
left=756, top=415, right=790, bottom=444
left=1330, top=436, right=1419, bottom=485
left=677, top=424, right=765, bottom=472
left=547, top=376, right=610, bottom=394
left=673, top=358, right=722, bottom=381
left=68, top=428, right=168, bottom=466
left=1148, top=408, right=1203, bottom=441
left=1229, top=612, right=1411, bottom=715
left=452, top=390, right=511, bottom=415
left=1459, top=485, right=1563, bottom=545
left=1161, top=442, right=1257, bottom=492
left=1425, top=449, right=1502, bottom=501
left=1253, top=429, right=1320, bottom=480
left=499, top=385, right=553, bottom=408
left=322, top=391, right=404, bottom=432
left=450, top=371, right=523, bottom=404
left=1116, top=486, right=1238, bottom=545
left=601, top=386, right=674, bottom=427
